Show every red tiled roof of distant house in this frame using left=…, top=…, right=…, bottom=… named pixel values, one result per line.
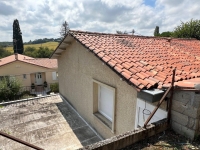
left=53, top=30, right=200, bottom=90
left=0, top=54, right=57, bottom=69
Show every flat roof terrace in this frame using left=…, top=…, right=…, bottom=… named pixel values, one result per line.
left=0, top=95, right=102, bottom=150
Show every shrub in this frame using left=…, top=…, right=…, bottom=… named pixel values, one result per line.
left=50, top=83, right=59, bottom=93
left=0, top=77, right=21, bottom=102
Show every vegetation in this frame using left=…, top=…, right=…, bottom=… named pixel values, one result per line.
left=0, top=42, right=57, bottom=58
left=154, top=26, right=160, bottom=36
left=0, top=42, right=12, bottom=47
left=123, top=129, right=200, bottom=150
left=13, top=19, right=24, bottom=54
left=24, top=46, right=54, bottom=58
left=159, top=31, right=172, bottom=37
left=154, top=19, right=200, bottom=39
left=60, top=21, right=69, bottom=39
left=116, top=29, right=135, bottom=35
left=31, top=83, right=35, bottom=89
left=25, top=38, right=61, bottom=44
left=116, top=30, right=128, bottom=34
left=0, top=46, right=12, bottom=58
left=0, top=77, right=21, bottom=102
left=50, top=83, right=59, bottom=93
left=172, top=19, right=200, bottom=40
left=44, top=81, right=47, bottom=88
left=6, top=42, right=58, bottom=52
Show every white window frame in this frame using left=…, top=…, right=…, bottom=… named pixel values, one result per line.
left=93, top=79, right=115, bottom=132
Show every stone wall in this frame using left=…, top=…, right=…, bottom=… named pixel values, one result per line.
left=171, top=91, right=200, bottom=139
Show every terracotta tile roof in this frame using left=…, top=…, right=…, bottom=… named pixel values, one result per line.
left=53, top=30, right=200, bottom=90
left=0, top=54, right=57, bottom=69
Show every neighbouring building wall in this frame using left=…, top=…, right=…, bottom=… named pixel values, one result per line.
left=171, top=91, right=200, bottom=139
left=0, top=61, right=57, bottom=87
left=58, top=41, right=138, bottom=139
left=18, top=74, right=31, bottom=87
left=30, top=74, right=35, bottom=84
left=45, top=71, right=58, bottom=84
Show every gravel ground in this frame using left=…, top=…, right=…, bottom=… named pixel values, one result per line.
left=121, top=129, right=200, bottom=150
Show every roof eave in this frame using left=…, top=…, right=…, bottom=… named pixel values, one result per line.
left=50, top=32, right=74, bottom=59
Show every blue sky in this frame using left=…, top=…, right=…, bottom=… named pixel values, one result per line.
left=0, top=0, right=199, bottom=42
left=144, top=0, right=155, bottom=7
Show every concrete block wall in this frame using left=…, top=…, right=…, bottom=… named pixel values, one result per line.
left=171, top=91, right=200, bottom=139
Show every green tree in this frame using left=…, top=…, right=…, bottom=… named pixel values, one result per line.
left=172, top=19, right=200, bottom=40
left=13, top=19, right=24, bottom=54
left=0, top=76, right=21, bottom=102
left=131, top=29, right=135, bottom=35
left=60, top=21, right=69, bottom=39
left=159, top=31, right=172, bottom=37
left=154, top=26, right=160, bottom=36
left=116, top=30, right=128, bottom=34
left=24, top=46, right=54, bottom=58
left=35, top=47, right=54, bottom=58
left=24, top=46, right=37, bottom=57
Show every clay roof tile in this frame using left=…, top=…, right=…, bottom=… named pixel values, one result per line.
left=57, top=30, right=200, bottom=90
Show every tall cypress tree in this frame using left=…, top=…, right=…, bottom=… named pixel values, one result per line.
left=154, top=26, right=160, bottom=36
left=13, top=19, right=24, bottom=54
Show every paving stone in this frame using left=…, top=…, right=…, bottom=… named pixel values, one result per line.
left=73, top=126, right=97, bottom=142
left=81, top=136, right=102, bottom=146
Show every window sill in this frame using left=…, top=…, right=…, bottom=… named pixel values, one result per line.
left=93, top=112, right=112, bottom=130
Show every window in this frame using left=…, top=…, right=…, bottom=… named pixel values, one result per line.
left=52, top=72, right=57, bottom=80
left=23, top=74, right=26, bottom=79
left=98, top=85, right=114, bottom=121
left=93, top=80, right=115, bottom=132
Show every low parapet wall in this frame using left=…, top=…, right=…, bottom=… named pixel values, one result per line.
left=79, top=119, right=169, bottom=150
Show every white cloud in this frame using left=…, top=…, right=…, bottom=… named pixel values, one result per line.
left=0, top=0, right=199, bottom=42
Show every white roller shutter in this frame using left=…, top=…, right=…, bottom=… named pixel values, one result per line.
left=52, top=72, right=57, bottom=80
left=98, top=85, right=114, bottom=121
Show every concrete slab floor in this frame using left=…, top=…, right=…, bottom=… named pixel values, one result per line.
left=0, top=95, right=102, bottom=150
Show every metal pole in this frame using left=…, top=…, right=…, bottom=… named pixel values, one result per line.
left=143, top=85, right=172, bottom=128
left=0, top=131, right=44, bottom=150
left=167, top=68, right=176, bottom=124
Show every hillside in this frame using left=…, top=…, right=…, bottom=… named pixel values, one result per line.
left=6, top=42, right=59, bottom=52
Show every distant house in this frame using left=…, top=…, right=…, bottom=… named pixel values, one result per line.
left=0, top=54, right=58, bottom=89
left=51, top=30, right=200, bottom=139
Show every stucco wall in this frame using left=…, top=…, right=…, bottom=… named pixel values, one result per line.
left=58, top=41, right=138, bottom=139
left=171, top=91, right=200, bottom=139
left=45, top=71, right=58, bottom=84
left=0, top=61, right=57, bottom=87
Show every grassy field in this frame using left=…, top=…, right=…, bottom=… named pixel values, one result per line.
left=6, top=42, right=59, bottom=52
